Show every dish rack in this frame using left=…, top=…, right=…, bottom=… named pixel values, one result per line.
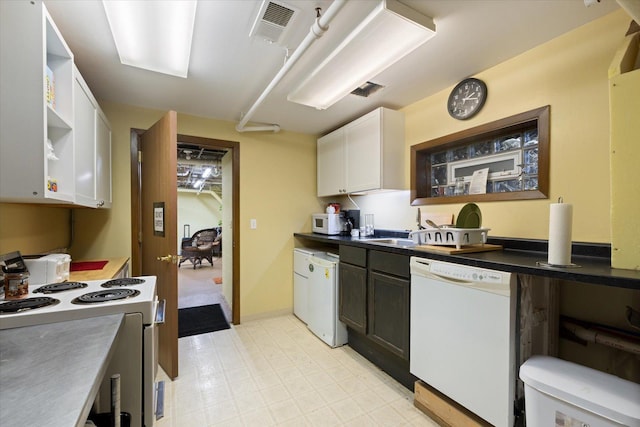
left=409, top=227, right=490, bottom=249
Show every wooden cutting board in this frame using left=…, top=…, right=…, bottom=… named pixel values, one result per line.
left=414, top=243, right=502, bottom=254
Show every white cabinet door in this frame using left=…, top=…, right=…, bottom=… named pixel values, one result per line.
left=95, top=111, right=112, bottom=208
left=317, top=128, right=346, bottom=197
left=73, top=66, right=112, bottom=208
left=74, top=73, right=97, bottom=207
left=316, top=107, right=404, bottom=197
left=345, top=110, right=381, bottom=193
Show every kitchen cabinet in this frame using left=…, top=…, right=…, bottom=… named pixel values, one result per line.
left=74, top=65, right=112, bottom=208
left=0, top=1, right=111, bottom=208
left=338, top=245, right=411, bottom=360
left=368, top=250, right=411, bottom=360
left=338, top=246, right=367, bottom=333
left=608, top=33, right=640, bottom=270
left=317, top=107, right=405, bottom=197
left=368, top=251, right=411, bottom=360
left=317, top=128, right=345, bottom=198
left=337, top=244, right=415, bottom=388
left=0, top=0, right=75, bottom=204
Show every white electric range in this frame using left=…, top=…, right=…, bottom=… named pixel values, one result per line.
left=0, top=276, right=162, bottom=427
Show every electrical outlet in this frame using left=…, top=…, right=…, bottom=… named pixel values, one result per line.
left=250, top=219, right=257, bottom=229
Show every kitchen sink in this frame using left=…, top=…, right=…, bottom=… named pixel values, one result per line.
left=362, top=238, right=417, bottom=247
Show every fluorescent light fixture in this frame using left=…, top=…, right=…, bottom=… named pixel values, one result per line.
left=288, top=0, right=435, bottom=110
left=202, top=167, right=212, bottom=178
left=193, top=179, right=204, bottom=188
left=102, top=0, right=197, bottom=78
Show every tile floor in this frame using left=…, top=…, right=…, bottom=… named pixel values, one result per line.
left=156, top=314, right=439, bottom=426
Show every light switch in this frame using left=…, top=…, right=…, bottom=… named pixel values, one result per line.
left=250, top=219, right=257, bottom=229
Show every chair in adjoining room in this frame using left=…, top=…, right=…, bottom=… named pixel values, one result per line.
left=179, top=228, right=219, bottom=269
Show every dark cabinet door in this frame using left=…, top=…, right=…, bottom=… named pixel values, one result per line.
left=339, top=262, right=367, bottom=334
left=368, top=271, right=410, bottom=360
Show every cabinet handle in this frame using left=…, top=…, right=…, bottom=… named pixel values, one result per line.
left=97, top=200, right=105, bottom=207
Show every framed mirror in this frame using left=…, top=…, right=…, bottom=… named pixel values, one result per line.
left=411, top=105, right=550, bottom=205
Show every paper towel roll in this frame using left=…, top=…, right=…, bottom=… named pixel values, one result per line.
left=548, top=202, right=573, bottom=265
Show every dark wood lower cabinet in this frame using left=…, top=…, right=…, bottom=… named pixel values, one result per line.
left=347, top=328, right=418, bottom=391
left=338, top=262, right=367, bottom=334
left=368, top=271, right=410, bottom=359
left=338, top=246, right=414, bottom=388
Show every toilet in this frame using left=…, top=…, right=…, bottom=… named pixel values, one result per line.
left=520, top=355, right=640, bottom=427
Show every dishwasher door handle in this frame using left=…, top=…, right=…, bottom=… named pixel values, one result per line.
left=410, top=257, right=435, bottom=277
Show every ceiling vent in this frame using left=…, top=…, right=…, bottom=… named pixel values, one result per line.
left=351, top=81, right=385, bottom=98
left=249, top=0, right=298, bottom=45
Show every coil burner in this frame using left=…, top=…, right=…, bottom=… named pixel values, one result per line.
left=0, top=297, right=60, bottom=314
left=71, top=288, right=140, bottom=304
left=101, top=278, right=146, bottom=288
left=33, top=282, right=88, bottom=294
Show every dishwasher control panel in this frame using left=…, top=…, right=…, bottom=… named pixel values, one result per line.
left=430, top=261, right=506, bottom=284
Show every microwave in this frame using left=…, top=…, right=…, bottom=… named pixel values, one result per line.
left=312, top=213, right=343, bottom=235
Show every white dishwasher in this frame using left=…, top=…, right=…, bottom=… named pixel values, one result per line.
left=410, top=257, right=517, bottom=427
left=306, top=252, right=347, bottom=348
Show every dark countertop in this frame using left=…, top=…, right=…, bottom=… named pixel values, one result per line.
left=294, top=232, right=640, bottom=290
left=0, top=313, right=124, bottom=427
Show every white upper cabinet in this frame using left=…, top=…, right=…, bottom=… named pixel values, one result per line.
left=95, top=110, right=112, bottom=208
left=1, top=0, right=74, bottom=204
left=317, top=107, right=405, bottom=197
left=0, top=1, right=111, bottom=208
left=317, top=128, right=346, bottom=197
left=74, top=66, right=112, bottom=208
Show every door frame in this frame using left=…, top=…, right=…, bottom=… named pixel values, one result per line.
left=130, top=130, right=241, bottom=325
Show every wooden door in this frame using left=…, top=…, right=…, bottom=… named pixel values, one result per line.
left=140, top=111, right=179, bottom=379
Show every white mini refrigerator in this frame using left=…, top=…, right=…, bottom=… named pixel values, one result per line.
left=293, top=248, right=320, bottom=324
left=306, top=252, right=347, bottom=348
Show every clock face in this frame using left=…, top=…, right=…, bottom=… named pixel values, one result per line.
left=447, top=78, right=487, bottom=120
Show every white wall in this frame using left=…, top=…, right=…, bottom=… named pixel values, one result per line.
left=177, top=191, right=220, bottom=252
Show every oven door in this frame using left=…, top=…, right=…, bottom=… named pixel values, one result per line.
left=144, top=298, right=165, bottom=426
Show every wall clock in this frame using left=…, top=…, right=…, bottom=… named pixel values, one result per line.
left=447, top=78, right=487, bottom=120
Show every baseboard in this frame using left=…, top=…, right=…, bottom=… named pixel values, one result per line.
left=240, top=308, right=292, bottom=323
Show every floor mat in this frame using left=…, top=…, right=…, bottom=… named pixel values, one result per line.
left=178, top=304, right=230, bottom=338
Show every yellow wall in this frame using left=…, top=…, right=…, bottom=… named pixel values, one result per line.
left=0, top=204, right=70, bottom=255
left=345, top=9, right=631, bottom=244
left=78, top=104, right=321, bottom=320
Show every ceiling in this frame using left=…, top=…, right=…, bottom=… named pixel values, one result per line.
left=42, top=0, right=626, bottom=137
left=176, top=144, right=226, bottom=194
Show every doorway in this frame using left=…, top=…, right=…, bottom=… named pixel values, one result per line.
left=176, top=141, right=229, bottom=320
left=131, top=131, right=241, bottom=326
